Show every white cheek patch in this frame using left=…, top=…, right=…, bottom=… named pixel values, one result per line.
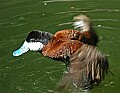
left=73, top=21, right=84, bottom=29
left=13, top=41, right=44, bottom=56
left=28, top=42, right=44, bottom=51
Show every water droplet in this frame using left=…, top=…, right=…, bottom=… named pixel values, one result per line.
left=98, top=24, right=101, bottom=27
left=71, top=7, right=74, bottom=9
left=44, top=3, right=47, bottom=6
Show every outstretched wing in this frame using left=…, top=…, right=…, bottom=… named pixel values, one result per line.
left=57, top=44, right=109, bottom=90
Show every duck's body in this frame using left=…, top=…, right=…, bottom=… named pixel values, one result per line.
left=53, top=29, right=98, bottom=46
left=42, top=33, right=83, bottom=59
left=42, top=29, right=89, bottom=59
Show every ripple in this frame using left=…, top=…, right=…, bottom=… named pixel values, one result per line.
left=92, top=18, right=120, bottom=22
left=43, top=0, right=83, bottom=3
left=58, top=22, right=73, bottom=26
left=0, top=0, right=32, bottom=6
left=94, top=25, right=120, bottom=30
left=0, top=18, right=42, bottom=29
left=0, top=11, right=40, bottom=22
left=76, top=8, right=120, bottom=12
left=0, top=0, right=42, bottom=12
left=55, top=9, right=120, bottom=15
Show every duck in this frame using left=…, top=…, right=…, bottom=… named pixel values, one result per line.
left=12, top=14, right=109, bottom=90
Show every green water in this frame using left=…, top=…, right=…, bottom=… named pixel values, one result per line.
left=0, top=0, right=120, bottom=93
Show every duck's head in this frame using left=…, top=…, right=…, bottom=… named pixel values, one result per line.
left=73, top=14, right=91, bottom=32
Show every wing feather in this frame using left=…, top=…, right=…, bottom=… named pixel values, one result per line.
left=57, top=44, right=109, bottom=90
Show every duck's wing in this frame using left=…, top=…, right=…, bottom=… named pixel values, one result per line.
left=57, top=44, right=109, bottom=90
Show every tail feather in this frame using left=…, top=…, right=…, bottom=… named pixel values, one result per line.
left=57, top=44, right=109, bottom=90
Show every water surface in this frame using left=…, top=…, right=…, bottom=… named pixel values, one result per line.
left=0, top=0, right=120, bottom=93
